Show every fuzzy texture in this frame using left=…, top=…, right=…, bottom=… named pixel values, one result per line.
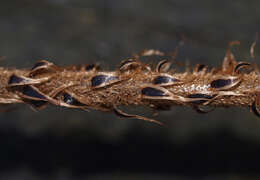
left=1, top=48, right=260, bottom=125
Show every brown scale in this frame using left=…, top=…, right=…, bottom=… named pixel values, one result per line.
left=0, top=45, right=260, bottom=125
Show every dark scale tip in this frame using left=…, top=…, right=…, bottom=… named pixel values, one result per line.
left=252, top=101, right=260, bottom=117
left=31, top=61, right=48, bottom=70
left=28, top=100, right=47, bottom=108
left=154, top=104, right=171, bottom=111
left=91, top=75, right=118, bottom=87
left=8, top=74, right=25, bottom=85
left=197, top=64, right=206, bottom=72
left=153, top=76, right=179, bottom=85
left=22, top=85, right=47, bottom=100
left=141, top=87, right=168, bottom=97
left=63, top=93, right=85, bottom=106
left=210, top=79, right=232, bottom=88
left=85, top=64, right=96, bottom=71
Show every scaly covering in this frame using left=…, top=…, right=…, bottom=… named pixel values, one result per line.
left=0, top=46, right=259, bottom=125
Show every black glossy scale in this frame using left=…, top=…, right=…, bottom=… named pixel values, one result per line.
left=141, top=87, right=168, bottom=97
left=120, top=59, right=136, bottom=68
left=8, top=74, right=25, bottom=85
left=119, top=59, right=139, bottom=71
left=234, top=62, right=251, bottom=73
left=22, top=85, right=47, bottom=100
left=252, top=101, right=260, bottom=117
left=210, top=79, right=232, bottom=88
left=187, top=93, right=213, bottom=104
left=188, top=93, right=213, bottom=99
left=91, top=75, right=118, bottom=87
left=157, top=60, right=171, bottom=72
left=153, top=76, right=179, bottom=85
left=31, top=61, right=48, bottom=70
left=63, top=93, right=85, bottom=106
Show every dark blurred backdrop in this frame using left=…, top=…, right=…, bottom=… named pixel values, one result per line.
left=0, top=0, right=260, bottom=179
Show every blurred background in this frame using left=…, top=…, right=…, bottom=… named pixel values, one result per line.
left=0, top=0, right=260, bottom=179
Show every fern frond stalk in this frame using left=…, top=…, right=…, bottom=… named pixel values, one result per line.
left=1, top=48, right=260, bottom=124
